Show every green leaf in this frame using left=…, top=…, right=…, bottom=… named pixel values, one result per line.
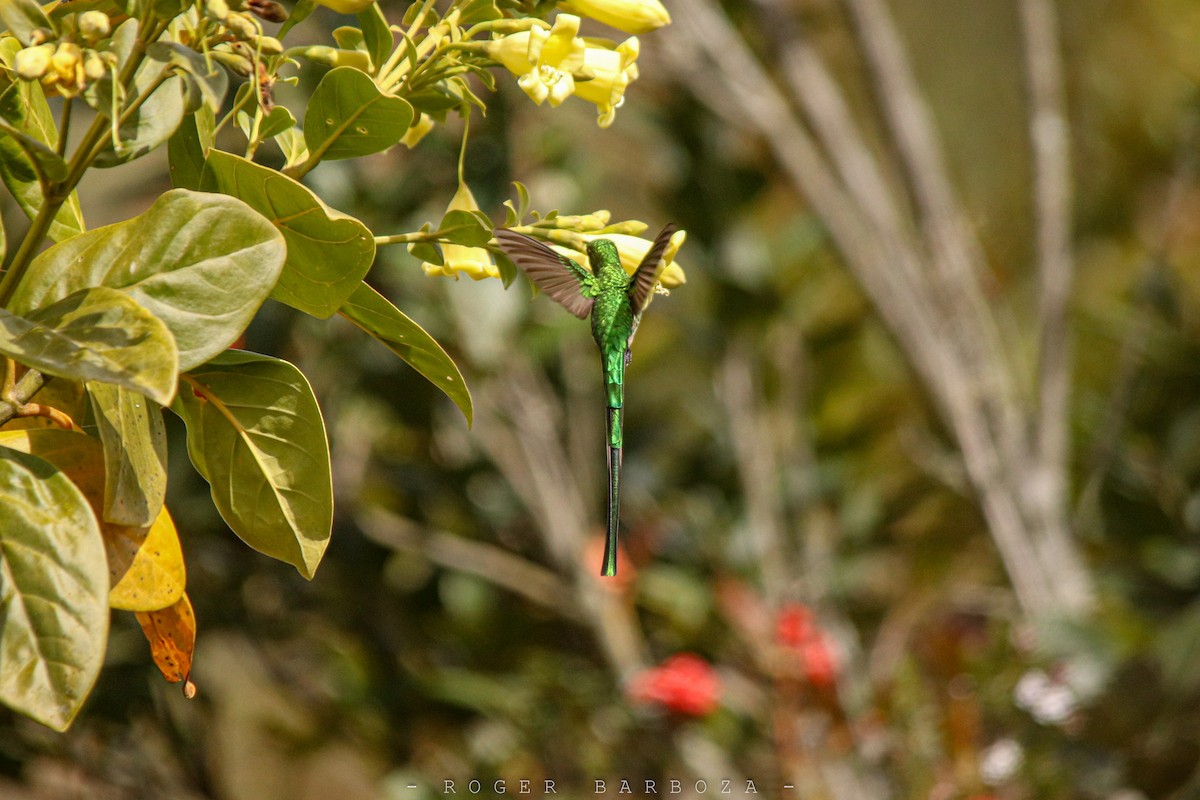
left=148, top=42, right=229, bottom=113
left=303, top=66, right=413, bottom=162
left=275, top=127, right=308, bottom=169
left=339, top=282, right=472, bottom=425
left=277, top=0, right=315, bottom=39
left=357, top=4, right=393, bottom=72
left=167, top=107, right=211, bottom=191
left=0, top=83, right=85, bottom=242
left=93, top=61, right=186, bottom=167
left=10, top=189, right=286, bottom=371
left=0, top=0, right=54, bottom=45
left=439, top=209, right=492, bottom=247
left=0, top=445, right=108, bottom=731
left=201, top=150, right=375, bottom=318
left=0, top=287, right=177, bottom=406
left=172, top=351, right=333, bottom=579
left=459, top=0, right=501, bottom=25
left=87, top=382, right=167, bottom=528
left=331, top=25, right=367, bottom=53
left=0, top=119, right=67, bottom=183
left=256, top=105, right=296, bottom=141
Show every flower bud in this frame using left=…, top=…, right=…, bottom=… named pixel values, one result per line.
left=247, top=0, right=287, bottom=22
left=205, top=0, right=230, bottom=21
left=83, top=50, right=107, bottom=81
left=77, top=10, right=111, bottom=40
left=548, top=211, right=611, bottom=230
left=50, top=42, right=84, bottom=90
left=298, top=45, right=370, bottom=70
left=560, top=0, right=670, bottom=34
left=208, top=48, right=254, bottom=75
left=256, top=35, right=284, bottom=55
left=14, top=44, right=54, bottom=81
left=224, top=12, right=258, bottom=39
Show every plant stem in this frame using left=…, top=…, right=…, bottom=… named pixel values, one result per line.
left=57, top=99, right=73, bottom=157
left=0, top=369, right=46, bottom=426
left=0, top=16, right=166, bottom=309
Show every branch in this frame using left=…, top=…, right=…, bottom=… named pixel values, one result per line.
left=0, top=369, right=46, bottom=426
left=356, top=507, right=581, bottom=620
left=1020, top=0, right=1074, bottom=478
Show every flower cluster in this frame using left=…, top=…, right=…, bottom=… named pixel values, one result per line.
left=12, top=12, right=115, bottom=99
left=775, top=603, right=839, bottom=688
left=627, top=653, right=721, bottom=716
left=486, top=11, right=648, bottom=129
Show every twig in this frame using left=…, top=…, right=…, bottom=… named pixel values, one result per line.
left=1021, top=0, right=1075, bottom=494
left=356, top=507, right=581, bottom=619
left=0, top=369, right=46, bottom=426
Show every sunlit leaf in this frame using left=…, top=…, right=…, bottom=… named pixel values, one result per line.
left=0, top=287, right=178, bottom=406
left=0, top=445, right=108, bottom=731
left=88, top=381, right=167, bottom=527
left=303, top=67, right=413, bottom=161
left=10, top=189, right=286, bottom=371
left=201, top=150, right=374, bottom=318
left=107, top=505, right=185, bottom=612
left=339, top=282, right=472, bottom=425
left=172, top=350, right=333, bottom=579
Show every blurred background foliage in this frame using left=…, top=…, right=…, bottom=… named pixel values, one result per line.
left=5, top=0, right=1200, bottom=798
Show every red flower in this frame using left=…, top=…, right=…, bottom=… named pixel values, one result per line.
left=801, top=637, right=837, bottom=688
left=627, top=653, right=720, bottom=716
left=775, top=603, right=815, bottom=648
left=775, top=603, right=839, bottom=688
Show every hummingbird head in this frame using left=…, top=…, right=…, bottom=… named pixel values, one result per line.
left=586, top=238, right=622, bottom=273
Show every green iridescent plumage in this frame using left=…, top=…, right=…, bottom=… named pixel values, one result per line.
left=496, top=225, right=678, bottom=576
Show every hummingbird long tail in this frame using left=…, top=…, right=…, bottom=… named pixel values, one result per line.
left=602, top=404, right=622, bottom=577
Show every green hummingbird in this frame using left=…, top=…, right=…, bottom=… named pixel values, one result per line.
left=495, top=224, right=679, bottom=576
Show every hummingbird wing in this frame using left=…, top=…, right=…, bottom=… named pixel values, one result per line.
left=495, top=230, right=596, bottom=320
left=628, top=223, right=679, bottom=316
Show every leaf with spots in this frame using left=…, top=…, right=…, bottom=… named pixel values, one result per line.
left=136, top=592, right=197, bottom=696
left=339, top=281, right=472, bottom=425
left=88, top=381, right=168, bottom=528
left=200, top=150, right=375, bottom=319
left=303, top=67, right=414, bottom=162
left=106, top=505, right=186, bottom=612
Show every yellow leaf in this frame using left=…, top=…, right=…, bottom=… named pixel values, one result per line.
left=136, top=592, right=197, bottom=697
left=107, top=505, right=186, bottom=611
left=0, top=428, right=104, bottom=499
left=0, top=429, right=188, bottom=611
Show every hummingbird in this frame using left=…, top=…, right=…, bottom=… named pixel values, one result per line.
left=495, top=224, right=678, bottom=576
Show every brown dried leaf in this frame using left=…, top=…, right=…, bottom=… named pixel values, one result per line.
left=136, top=592, right=197, bottom=697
